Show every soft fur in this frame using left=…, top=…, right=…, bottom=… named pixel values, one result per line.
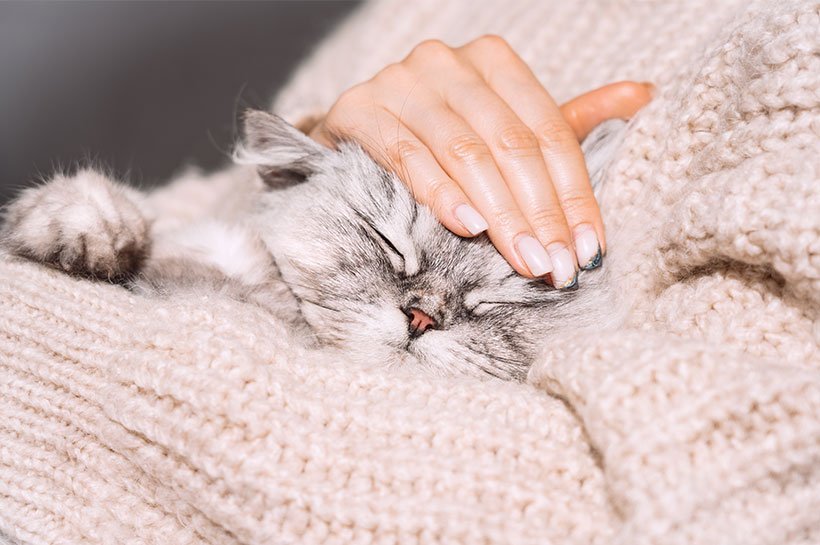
left=1, top=113, right=624, bottom=381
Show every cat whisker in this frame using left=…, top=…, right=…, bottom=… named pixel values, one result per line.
left=469, top=348, right=525, bottom=367
left=477, top=366, right=505, bottom=380
left=285, top=280, right=343, bottom=298
left=300, top=298, right=341, bottom=313
left=460, top=352, right=508, bottom=380
left=474, top=299, right=558, bottom=308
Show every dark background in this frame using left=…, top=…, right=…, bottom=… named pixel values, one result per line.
left=0, top=1, right=359, bottom=204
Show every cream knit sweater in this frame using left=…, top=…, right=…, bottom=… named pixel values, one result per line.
left=2, top=1, right=819, bottom=544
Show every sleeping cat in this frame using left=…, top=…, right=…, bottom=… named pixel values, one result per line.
left=0, top=112, right=625, bottom=380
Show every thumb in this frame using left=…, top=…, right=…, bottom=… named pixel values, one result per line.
left=560, top=81, right=654, bottom=141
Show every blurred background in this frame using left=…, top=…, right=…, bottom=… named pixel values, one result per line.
left=0, top=1, right=359, bottom=204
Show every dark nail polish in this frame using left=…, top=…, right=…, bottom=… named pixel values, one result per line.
left=557, top=270, right=579, bottom=291
left=580, top=247, right=602, bottom=271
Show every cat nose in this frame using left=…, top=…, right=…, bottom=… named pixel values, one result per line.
left=402, top=306, right=437, bottom=338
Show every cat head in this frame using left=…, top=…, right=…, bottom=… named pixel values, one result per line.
left=236, top=111, right=615, bottom=380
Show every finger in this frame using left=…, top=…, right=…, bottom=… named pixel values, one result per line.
left=405, top=41, right=577, bottom=286
left=374, top=88, right=557, bottom=279
left=560, top=81, right=654, bottom=140
left=459, top=36, right=605, bottom=275
left=317, top=102, right=488, bottom=239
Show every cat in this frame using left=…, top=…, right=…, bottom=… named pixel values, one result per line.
left=0, top=111, right=625, bottom=381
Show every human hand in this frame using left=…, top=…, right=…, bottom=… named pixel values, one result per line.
left=309, top=36, right=653, bottom=288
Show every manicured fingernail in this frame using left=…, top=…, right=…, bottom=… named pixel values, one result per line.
left=642, top=81, right=656, bottom=98
left=547, top=243, right=578, bottom=289
left=574, top=226, right=602, bottom=270
left=516, top=235, right=553, bottom=277
left=454, top=204, right=488, bottom=235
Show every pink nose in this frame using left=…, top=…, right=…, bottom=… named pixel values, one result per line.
left=406, top=307, right=436, bottom=337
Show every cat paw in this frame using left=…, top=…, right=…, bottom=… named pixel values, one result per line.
left=1, top=169, right=150, bottom=280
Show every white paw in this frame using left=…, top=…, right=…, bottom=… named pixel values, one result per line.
left=2, top=169, right=150, bottom=279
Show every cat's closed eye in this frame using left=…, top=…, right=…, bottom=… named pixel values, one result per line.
left=352, top=211, right=407, bottom=270
left=370, top=225, right=403, bottom=261
left=468, top=299, right=538, bottom=315
left=468, top=301, right=503, bottom=315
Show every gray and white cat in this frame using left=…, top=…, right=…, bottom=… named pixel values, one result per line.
left=1, top=112, right=625, bottom=381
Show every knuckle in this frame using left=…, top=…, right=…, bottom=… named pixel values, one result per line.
left=373, top=63, right=411, bottom=86
left=528, top=205, right=568, bottom=232
left=424, top=177, right=453, bottom=206
left=409, top=39, right=455, bottom=63
left=467, top=34, right=517, bottom=64
left=333, top=84, right=368, bottom=112
left=534, top=117, right=577, bottom=151
left=488, top=208, right=523, bottom=231
left=446, top=134, right=492, bottom=164
left=326, top=85, right=372, bottom=129
left=474, top=34, right=511, bottom=51
left=386, top=139, right=424, bottom=166
left=495, top=124, right=540, bottom=157
left=559, top=192, right=597, bottom=216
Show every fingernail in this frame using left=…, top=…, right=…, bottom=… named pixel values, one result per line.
left=547, top=243, right=578, bottom=289
left=574, top=225, right=602, bottom=270
left=516, top=235, right=553, bottom=277
left=642, top=81, right=656, bottom=99
left=454, top=204, right=488, bottom=235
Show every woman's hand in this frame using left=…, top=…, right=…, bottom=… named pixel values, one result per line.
left=309, top=35, right=652, bottom=288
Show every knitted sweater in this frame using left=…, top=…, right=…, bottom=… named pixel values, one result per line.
left=2, top=1, right=819, bottom=544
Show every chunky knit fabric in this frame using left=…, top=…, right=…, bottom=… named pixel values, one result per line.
left=2, top=0, right=819, bottom=543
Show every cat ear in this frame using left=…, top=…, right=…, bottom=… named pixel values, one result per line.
left=234, top=110, right=329, bottom=188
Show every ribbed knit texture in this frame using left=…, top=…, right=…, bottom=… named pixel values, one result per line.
left=2, top=0, right=819, bottom=543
